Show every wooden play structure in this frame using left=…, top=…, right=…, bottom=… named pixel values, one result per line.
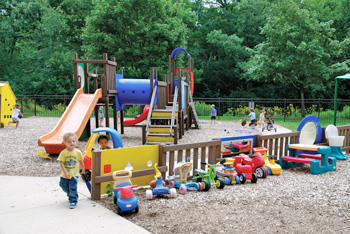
left=72, top=48, right=200, bottom=144
left=0, top=81, right=17, bottom=128
left=38, top=48, right=201, bottom=154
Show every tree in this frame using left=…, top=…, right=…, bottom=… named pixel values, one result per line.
left=241, top=0, right=349, bottom=116
left=82, top=0, right=196, bottom=78
left=188, top=0, right=271, bottom=98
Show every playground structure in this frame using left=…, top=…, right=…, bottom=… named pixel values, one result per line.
left=0, top=81, right=17, bottom=128
left=38, top=49, right=200, bottom=154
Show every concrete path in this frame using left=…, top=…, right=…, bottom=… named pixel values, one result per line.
left=0, top=176, right=151, bottom=234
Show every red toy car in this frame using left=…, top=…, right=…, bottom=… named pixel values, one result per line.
left=225, top=155, right=258, bottom=184
left=240, top=152, right=269, bottom=178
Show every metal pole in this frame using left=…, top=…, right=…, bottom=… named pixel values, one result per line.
left=333, top=79, right=338, bottom=125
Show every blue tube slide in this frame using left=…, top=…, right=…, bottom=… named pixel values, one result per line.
left=115, top=73, right=158, bottom=111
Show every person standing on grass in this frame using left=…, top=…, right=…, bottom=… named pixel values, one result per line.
left=8, top=103, right=23, bottom=128
left=58, top=132, right=85, bottom=209
left=210, top=104, right=217, bottom=124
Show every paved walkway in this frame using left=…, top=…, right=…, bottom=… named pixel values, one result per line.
left=0, top=176, right=151, bottom=234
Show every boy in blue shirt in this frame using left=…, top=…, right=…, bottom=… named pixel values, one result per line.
left=210, top=104, right=217, bottom=124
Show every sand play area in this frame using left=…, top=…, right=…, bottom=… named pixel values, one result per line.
left=1, top=117, right=349, bottom=233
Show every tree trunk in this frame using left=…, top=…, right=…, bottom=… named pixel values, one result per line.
left=300, top=88, right=305, bottom=117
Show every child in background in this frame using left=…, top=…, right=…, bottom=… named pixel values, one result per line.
left=99, top=106, right=104, bottom=127
left=259, top=110, right=266, bottom=129
left=98, top=135, right=111, bottom=150
left=210, top=104, right=217, bottom=124
left=58, top=132, right=85, bottom=209
left=8, top=103, right=23, bottom=128
left=248, top=108, right=256, bottom=127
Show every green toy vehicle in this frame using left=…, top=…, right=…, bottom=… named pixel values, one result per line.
left=192, top=162, right=226, bottom=190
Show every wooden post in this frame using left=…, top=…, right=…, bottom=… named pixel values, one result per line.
left=105, top=99, right=110, bottom=127
left=84, top=57, right=89, bottom=94
left=91, top=151, right=102, bottom=200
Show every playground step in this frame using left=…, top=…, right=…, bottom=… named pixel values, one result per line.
left=146, top=141, right=174, bottom=145
left=151, top=116, right=173, bottom=120
left=147, top=135, right=175, bottom=143
left=148, top=132, right=174, bottom=137
left=152, top=111, right=178, bottom=118
left=149, top=126, right=175, bottom=133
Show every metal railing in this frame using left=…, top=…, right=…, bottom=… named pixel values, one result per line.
left=15, top=95, right=350, bottom=124
left=193, top=97, right=350, bottom=124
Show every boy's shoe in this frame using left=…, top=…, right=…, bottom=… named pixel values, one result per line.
left=69, top=203, right=77, bottom=209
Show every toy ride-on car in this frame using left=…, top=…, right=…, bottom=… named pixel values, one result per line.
left=224, top=156, right=258, bottom=184
left=81, top=127, right=124, bottom=192
left=240, top=152, right=268, bottom=178
left=216, top=161, right=240, bottom=185
left=168, top=161, right=205, bottom=194
left=253, top=147, right=281, bottom=175
left=146, top=163, right=177, bottom=199
left=192, top=162, right=226, bottom=190
left=112, top=170, right=139, bottom=215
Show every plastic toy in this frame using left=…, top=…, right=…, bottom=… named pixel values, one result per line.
left=146, top=163, right=177, bottom=199
left=80, top=127, right=124, bottom=192
left=224, top=156, right=258, bottom=184
left=253, top=147, right=281, bottom=175
left=239, top=152, right=268, bottom=178
left=281, top=116, right=336, bottom=174
left=215, top=162, right=240, bottom=185
left=37, top=150, right=52, bottom=160
left=168, top=161, right=205, bottom=195
left=192, top=162, right=225, bottom=190
left=325, top=125, right=348, bottom=160
left=113, top=170, right=139, bottom=215
left=262, top=113, right=277, bottom=132
left=0, top=82, right=17, bottom=128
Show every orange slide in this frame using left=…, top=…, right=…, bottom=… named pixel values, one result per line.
left=38, top=88, right=102, bottom=154
left=124, top=105, right=150, bottom=126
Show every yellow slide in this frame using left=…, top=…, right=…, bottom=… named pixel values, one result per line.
left=38, top=88, right=102, bottom=154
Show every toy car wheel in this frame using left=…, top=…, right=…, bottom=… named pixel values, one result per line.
left=193, top=173, right=202, bottom=182
left=224, top=177, right=231, bottom=185
left=239, top=173, right=246, bottom=184
left=216, top=178, right=225, bottom=189
left=202, top=180, right=211, bottom=191
left=179, top=185, right=187, bottom=195
left=263, top=166, right=269, bottom=177
left=267, top=168, right=273, bottom=175
left=197, top=182, right=203, bottom=191
left=255, top=166, right=267, bottom=178
left=114, top=196, right=117, bottom=204
left=251, top=173, right=258, bottom=183
left=146, top=190, right=153, bottom=200
left=169, top=180, right=176, bottom=188
left=150, top=180, right=156, bottom=188
left=116, top=206, right=123, bottom=215
left=134, top=205, right=139, bottom=214
left=235, top=176, right=240, bottom=184
left=170, top=188, right=177, bottom=198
